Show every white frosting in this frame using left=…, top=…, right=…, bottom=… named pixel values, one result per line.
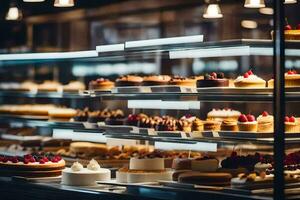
left=87, top=159, right=101, bottom=171
left=71, top=162, right=83, bottom=172
left=234, top=74, right=265, bottom=83
left=207, top=109, right=241, bottom=118
left=180, top=116, right=196, bottom=122
left=254, top=162, right=272, bottom=173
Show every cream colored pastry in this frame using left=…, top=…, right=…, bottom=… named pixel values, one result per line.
left=38, top=81, right=61, bottom=92
left=48, top=108, right=77, bottom=119
left=234, top=71, right=266, bottom=88
left=207, top=108, right=241, bottom=122
left=257, top=112, right=274, bottom=133
left=61, top=81, right=85, bottom=92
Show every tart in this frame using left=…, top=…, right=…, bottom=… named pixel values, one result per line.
left=207, top=108, right=241, bottom=122
left=284, top=24, right=300, bottom=40
left=38, top=81, right=61, bottom=92
left=221, top=119, right=238, bottom=131
left=62, top=81, right=85, bottom=92
left=142, top=75, right=171, bottom=86
left=285, top=116, right=299, bottom=133
left=268, top=70, right=300, bottom=88
left=169, top=76, right=196, bottom=88
left=192, top=118, right=204, bottom=132
left=234, top=70, right=266, bottom=88
left=197, top=72, right=229, bottom=87
left=237, top=114, right=258, bottom=132
left=88, top=78, right=115, bottom=90
left=115, top=75, right=143, bottom=87
left=257, top=111, right=274, bottom=133
left=204, top=120, right=221, bottom=131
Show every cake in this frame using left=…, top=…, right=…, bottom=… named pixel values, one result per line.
left=169, top=76, right=196, bottom=88
left=62, top=159, right=110, bottom=186
left=115, top=75, right=143, bottom=87
left=142, top=75, right=171, bottom=86
left=61, top=81, right=85, bottom=92
left=69, top=142, right=108, bottom=158
left=207, top=108, right=241, bottom=122
left=73, top=108, right=89, bottom=122
left=268, top=70, right=300, bottom=88
left=221, top=119, right=238, bottom=131
left=284, top=24, right=300, bottom=40
left=285, top=116, right=299, bottom=133
left=48, top=108, right=77, bottom=121
left=204, top=120, right=221, bottom=131
left=192, top=118, right=204, bottom=132
left=38, top=81, right=61, bottom=92
left=88, top=78, right=115, bottom=90
left=104, top=109, right=125, bottom=125
left=197, top=72, right=229, bottom=87
left=0, top=153, right=65, bottom=177
left=234, top=70, right=266, bottom=88
left=116, top=156, right=173, bottom=183
left=237, top=114, right=257, bottom=132
left=172, top=158, right=192, bottom=170
left=257, top=111, right=274, bottom=133
left=191, top=156, right=219, bottom=172
left=178, top=171, right=232, bottom=186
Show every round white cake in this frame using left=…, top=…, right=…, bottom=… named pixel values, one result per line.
left=62, top=159, right=110, bottom=186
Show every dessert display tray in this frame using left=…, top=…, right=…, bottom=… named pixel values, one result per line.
left=112, top=86, right=196, bottom=93
left=202, top=131, right=300, bottom=139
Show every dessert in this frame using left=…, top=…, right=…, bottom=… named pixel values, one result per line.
left=237, top=114, right=258, bottom=132
left=142, top=75, right=171, bottom=86
left=204, top=120, right=221, bottom=131
left=62, top=159, right=110, bottom=186
left=172, top=158, right=192, bottom=170
left=38, top=81, right=61, bottom=92
left=234, top=70, right=266, bottom=88
left=284, top=24, right=300, bottom=40
left=62, top=81, right=85, bottom=92
left=197, top=72, right=229, bottom=87
left=88, top=78, right=115, bottom=90
left=104, top=109, right=125, bottom=125
left=73, top=108, right=89, bottom=122
left=48, top=108, right=77, bottom=121
left=191, top=156, right=219, bottom=172
left=268, top=70, right=300, bottom=88
left=257, top=111, right=274, bottom=133
left=285, top=116, right=299, bottom=133
left=87, top=111, right=103, bottom=123
left=0, top=153, right=65, bottom=177
left=69, top=142, right=108, bottom=158
left=207, top=108, right=241, bottom=122
left=178, top=171, right=232, bottom=186
left=192, top=118, right=204, bottom=132
left=169, top=76, right=196, bottom=88
left=221, top=119, right=238, bottom=131
left=254, top=162, right=272, bottom=173
left=115, top=75, right=143, bottom=87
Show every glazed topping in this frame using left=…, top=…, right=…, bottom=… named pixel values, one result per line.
left=285, top=116, right=296, bottom=123
left=204, top=72, right=225, bottom=80
left=238, top=114, right=256, bottom=122
left=71, top=162, right=83, bottom=172
left=87, top=159, right=101, bottom=171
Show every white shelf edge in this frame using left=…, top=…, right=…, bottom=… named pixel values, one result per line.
left=96, top=44, right=125, bottom=53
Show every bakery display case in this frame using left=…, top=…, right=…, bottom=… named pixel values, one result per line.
left=0, top=1, right=299, bottom=200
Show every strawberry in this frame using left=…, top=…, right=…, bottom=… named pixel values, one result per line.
left=297, top=24, right=300, bottom=30
left=211, top=72, right=217, bottom=79
left=247, top=114, right=255, bottom=122
left=287, top=70, right=294, bottom=75
left=43, top=157, right=49, bottom=162
left=39, top=160, right=45, bottom=164
left=247, top=70, right=253, bottom=75
left=262, top=111, right=269, bottom=117
left=29, top=157, right=36, bottom=163
left=23, top=159, right=29, bottom=164
left=285, top=116, right=290, bottom=122
left=238, top=114, right=248, bottom=122
left=244, top=73, right=249, bottom=78
left=285, top=25, right=292, bottom=30
left=289, top=116, right=296, bottom=123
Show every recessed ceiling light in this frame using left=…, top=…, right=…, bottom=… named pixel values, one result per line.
left=6, top=5, right=22, bottom=21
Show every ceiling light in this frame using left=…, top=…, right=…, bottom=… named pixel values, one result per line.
left=244, top=0, right=265, bottom=8
left=6, top=5, right=22, bottom=20
left=284, top=0, right=297, bottom=4
left=241, top=20, right=258, bottom=29
left=23, top=0, right=45, bottom=2
left=259, top=7, right=274, bottom=15
left=203, top=4, right=223, bottom=19
left=54, top=0, right=74, bottom=7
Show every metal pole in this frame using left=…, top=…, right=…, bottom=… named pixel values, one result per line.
left=273, top=0, right=285, bottom=199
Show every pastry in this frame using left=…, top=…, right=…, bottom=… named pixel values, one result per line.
left=61, top=81, right=85, bottom=92
left=268, top=70, right=300, bottom=88
left=88, top=78, right=115, bottom=90
left=169, top=76, right=196, bottom=88
left=221, top=119, right=238, bottom=131
left=69, top=142, right=108, bottom=157
left=234, top=70, right=266, bottom=88
left=38, top=81, right=61, bottom=92
left=284, top=24, right=300, bottom=40
left=204, top=120, right=221, bottom=131
left=115, top=75, right=143, bottom=87
left=257, top=111, right=274, bottom=133
left=197, top=72, right=229, bottom=87
left=207, top=108, right=241, bottom=122
left=178, top=171, right=232, bottom=186
left=142, top=75, right=171, bottom=86
left=48, top=108, right=77, bottom=121
left=62, top=159, right=110, bottom=186
left=192, top=118, right=204, bottom=132
left=104, top=109, right=125, bottom=125
left=237, top=114, right=258, bottom=132
left=285, top=116, right=299, bottom=133
left=87, top=111, right=103, bottom=123
left=73, top=108, right=89, bottom=122
left=0, top=153, right=65, bottom=178
left=172, top=158, right=192, bottom=170
left=191, top=156, right=219, bottom=172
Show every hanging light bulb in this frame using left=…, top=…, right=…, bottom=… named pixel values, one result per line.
left=6, top=4, right=22, bottom=20
left=203, top=3, right=223, bottom=18
left=54, top=0, right=74, bottom=7
left=244, top=0, right=265, bottom=8
left=23, top=0, right=45, bottom=2
left=284, top=0, right=297, bottom=4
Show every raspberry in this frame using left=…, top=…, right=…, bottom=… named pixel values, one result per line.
left=11, top=157, right=18, bottom=163
left=297, top=24, right=300, bottom=30
left=262, top=111, right=269, bottom=117
left=29, top=157, right=36, bottom=163
left=43, top=157, right=49, bottom=162
left=2, top=157, right=8, bottom=163
left=23, top=159, right=29, bottom=164
left=247, top=70, right=253, bottom=75
left=285, top=25, right=292, bottom=30
left=39, top=160, right=45, bottom=164
left=238, top=114, right=248, bottom=122
left=51, top=158, right=58, bottom=163
left=285, top=116, right=290, bottom=122
left=289, top=116, right=296, bottom=123
left=247, top=114, right=255, bottom=122
left=243, top=73, right=249, bottom=78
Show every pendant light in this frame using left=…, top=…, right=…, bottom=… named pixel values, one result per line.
left=203, top=2, right=223, bottom=19
left=54, top=0, right=74, bottom=7
left=23, top=0, right=45, bottom=2
left=284, top=0, right=297, bottom=4
left=244, top=0, right=265, bottom=8
left=6, top=2, right=22, bottom=21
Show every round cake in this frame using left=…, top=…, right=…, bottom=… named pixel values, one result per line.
left=115, top=75, right=143, bottom=87
left=62, top=159, right=110, bottom=186
left=237, top=114, right=258, bottom=132
left=207, top=108, right=241, bottom=122
left=38, top=81, right=61, bottom=92
left=268, top=70, right=300, bottom=88
left=234, top=70, right=266, bottom=88
left=89, top=78, right=115, bottom=90
left=142, top=75, right=171, bottom=86
left=191, top=157, right=219, bottom=172
left=0, top=153, right=65, bottom=178
left=197, top=72, right=229, bottom=87
left=169, top=76, right=196, bottom=88
left=178, top=171, right=232, bottom=186
left=48, top=108, right=77, bottom=121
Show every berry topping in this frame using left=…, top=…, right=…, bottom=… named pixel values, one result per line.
left=11, top=157, right=18, bottom=163
left=285, top=25, right=292, bottom=30
left=29, top=157, right=36, bottom=163
left=247, top=70, right=253, bottom=75
left=217, top=72, right=225, bottom=79
left=247, top=114, right=255, bottom=122
left=23, top=159, right=29, bottom=164
left=262, top=111, right=269, bottom=117
left=285, top=116, right=290, bottom=122
left=297, top=24, right=300, bottom=30
left=39, top=160, right=45, bottom=164
left=204, top=74, right=212, bottom=80
left=211, top=72, right=217, bottom=79
left=43, top=157, right=49, bottom=162
left=287, top=70, right=295, bottom=75
left=243, top=73, right=249, bottom=78
left=289, top=116, right=296, bottom=123
left=238, top=114, right=248, bottom=122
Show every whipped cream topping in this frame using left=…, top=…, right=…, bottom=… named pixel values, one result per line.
left=257, top=115, right=274, bottom=123
left=87, top=159, right=101, bottom=171
left=71, top=162, right=83, bottom=172
left=234, top=74, right=265, bottom=82
left=180, top=116, right=196, bottom=122
left=207, top=109, right=241, bottom=118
